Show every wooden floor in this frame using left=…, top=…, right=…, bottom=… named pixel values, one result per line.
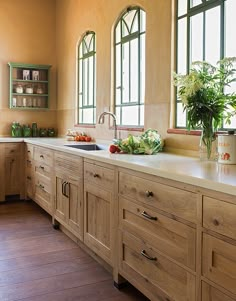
left=0, top=200, right=149, bottom=301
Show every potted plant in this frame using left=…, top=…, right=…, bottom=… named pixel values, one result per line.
left=173, top=57, right=236, bottom=160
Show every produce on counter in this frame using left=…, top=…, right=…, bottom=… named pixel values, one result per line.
left=113, top=129, right=164, bottom=155
left=66, top=129, right=92, bottom=142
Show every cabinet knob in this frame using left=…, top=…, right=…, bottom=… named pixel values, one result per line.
left=27, top=159, right=31, bottom=163
left=27, top=176, right=31, bottom=180
left=39, top=165, right=45, bottom=170
left=141, top=250, right=157, bottom=261
left=93, top=173, right=99, bottom=178
left=213, top=219, right=220, bottom=226
left=27, top=150, right=31, bottom=153
left=145, top=190, right=153, bottom=197
left=39, top=184, right=45, bottom=190
left=10, top=149, right=15, bottom=153
left=141, top=211, right=158, bottom=221
left=40, top=155, right=44, bottom=158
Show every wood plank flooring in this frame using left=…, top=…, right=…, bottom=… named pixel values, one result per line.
left=0, top=200, right=148, bottom=301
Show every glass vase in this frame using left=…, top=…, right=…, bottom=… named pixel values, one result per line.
left=199, top=130, right=217, bottom=161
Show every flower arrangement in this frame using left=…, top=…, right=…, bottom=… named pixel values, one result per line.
left=173, top=57, right=236, bottom=159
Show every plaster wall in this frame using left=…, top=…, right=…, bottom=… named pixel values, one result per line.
left=0, top=0, right=57, bottom=136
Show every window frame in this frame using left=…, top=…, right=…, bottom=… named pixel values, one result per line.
left=77, top=31, right=96, bottom=125
left=114, top=6, right=146, bottom=128
left=175, top=0, right=236, bottom=130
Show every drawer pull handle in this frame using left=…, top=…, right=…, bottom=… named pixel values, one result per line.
left=141, top=250, right=157, bottom=261
left=10, top=150, right=15, bottom=153
left=93, top=173, right=99, bottom=178
left=39, top=184, right=45, bottom=189
left=213, top=219, right=220, bottom=226
left=27, top=176, right=31, bottom=180
left=40, top=165, right=45, bottom=170
left=145, top=190, right=153, bottom=197
left=27, top=159, right=31, bottom=163
left=40, top=155, right=44, bottom=158
left=27, top=150, right=31, bottom=153
left=141, top=211, right=157, bottom=221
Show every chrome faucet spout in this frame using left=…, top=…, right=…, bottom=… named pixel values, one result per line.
left=98, top=111, right=117, bottom=140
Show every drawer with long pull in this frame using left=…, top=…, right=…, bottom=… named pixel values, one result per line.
left=84, top=161, right=114, bottom=190
left=34, top=174, right=53, bottom=214
left=203, top=196, right=236, bottom=240
left=34, top=146, right=53, bottom=166
left=35, top=161, right=52, bottom=178
left=119, top=197, right=196, bottom=270
left=119, top=171, right=197, bottom=223
left=119, top=230, right=196, bottom=301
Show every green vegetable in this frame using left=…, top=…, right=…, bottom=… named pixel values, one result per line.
left=114, top=129, right=164, bottom=155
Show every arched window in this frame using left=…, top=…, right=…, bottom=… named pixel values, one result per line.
left=78, top=31, right=96, bottom=125
left=114, top=7, right=146, bottom=127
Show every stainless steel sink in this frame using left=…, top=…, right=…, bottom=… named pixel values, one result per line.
left=64, top=144, right=108, bottom=151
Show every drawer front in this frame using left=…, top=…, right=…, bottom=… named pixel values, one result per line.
left=202, top=282, right=235, bottom=301
left=35, top=174, right=52, bottom=195
left=119, top=231, right=196, bottom=301
left=119, top=197, right=196, bottom=270
left=5, top=143, right=21, bottom=156
left=54, top=151, right=83, bottom=178
left=203, top=196, right=236, bottom=240
left=84, top=162, right=114, bottom=190
left=119, top=172, right=197, bottom=223
left=202, top=234, right=236, bottom=295
left=35, top=161, right=52, bottom=178
left=25, top=143, right=34, bottom=160
left=34, top=147, right=53, bottom=167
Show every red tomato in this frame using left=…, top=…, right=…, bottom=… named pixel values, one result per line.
left=109, top=145, right=117, bottom=153
left=85, top=136, right=91, bottom=142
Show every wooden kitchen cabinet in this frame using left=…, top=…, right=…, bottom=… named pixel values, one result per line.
left=34, top=146, right=54, bottom=215
left=0, top=143, right=5, bottom=202
left=1, top=143, right=24, bottom=200
left=54, top=152, right=83, bottom=240
left=83, top=159, right=115, bottom=266
left=25, top=143, right=34, bottom=200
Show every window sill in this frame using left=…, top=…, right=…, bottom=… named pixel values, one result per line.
left=74, top=124, right=96, bottom=128
left=116, top=126, right=144, bottom=132
left=167, top=128, right=227, bottom=136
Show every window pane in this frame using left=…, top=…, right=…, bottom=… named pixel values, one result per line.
left=122, top=42, right=130, bottom=103
left=140, top=9, right=146, bottom=32
left=190, top=13, right=203, bottom=64
left=205, top=6, right=220, bottom=64
left=177, top=18, right=187, bottom=74
left=225, top=0, right=236, bottom=57
left=82, top=108, right=94, bottom=124
left=130, top=38, right=138, bottom=103
left=190, top=0, right=202, bottom=8
left=115, top=107, right=121, bottom=125
left=83, top=58, right=88, bottom=106
left=122, top=20, right=129, bottom=37
left=140, top=34, right=145, bottom=104
left=124, top=9, right=136, bottom=30
left=115, top=23, right=121, bottom=44
left=88, top=56, right=94, bottom=106
left=176, top=103, right=186, bottom=127
left=131, top=11, right=138, bottom=33
left=79, top=60, right=83, bottom=94
left=140, top=104, right=144, bottom=126
left=121, top=106, right=139, bottom=126
left=178, top=0, right=187, bottom=16
left=115, top=44, right=121, bottom=105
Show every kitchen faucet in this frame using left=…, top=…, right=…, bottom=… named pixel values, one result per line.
left=98, top=111, right=117, bottom=140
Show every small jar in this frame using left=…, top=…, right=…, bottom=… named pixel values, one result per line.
left=39, top=128, right=48, bottom=137
left=25, top=85, right=33, bottom=94
left=15, top=84, right=23, bottom=93
left=48, top=128, right=56, bottom=137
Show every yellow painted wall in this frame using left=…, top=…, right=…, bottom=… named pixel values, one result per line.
left=0, top=0, right=57, bottom=136
left=55, top=0, right=199, bottom=153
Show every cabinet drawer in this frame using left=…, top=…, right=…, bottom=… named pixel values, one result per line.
left=25, top=143, right=34, bottom=160
left=34, top=147, right=53, bottom=166
left=54, top=151, right=83, bottom=178
left=35, top=174, right=52, bottom=195
left=35, top=161, right=52, bottom=178
left=119, top=171, right=197, bottom=223
left=119, top=197, right=196, bottom=270
left=5, top=143, right=21, bottom=156
left=84, top=162, right=114, bottom=190
left=202, top=234, right=236, bottom=295
left=202, top=282, right=235, bottom=301
left=203, top=196, right=236, bottom=240
left=119, top=231, right=196, bottom=301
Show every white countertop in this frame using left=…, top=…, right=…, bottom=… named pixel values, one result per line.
left=1, top=137, right=236, bottom=196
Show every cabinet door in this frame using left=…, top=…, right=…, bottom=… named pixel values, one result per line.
left=55, top=175, right=68, bottom=223
left=67, top=179, right=83, bottom=240
left=84, top=182, right=112, bottom=265
left=202, top=282, right=234, bottom=301
left=5, top=155, right=20, bottom=195
left=0, top=144, right=5, bottom=201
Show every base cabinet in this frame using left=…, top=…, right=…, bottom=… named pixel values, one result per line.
left=54, top=152, right=83, bottom=241
left=83, top=159, right=115, bottom=266
left=202, top=282, right=235, bottom=301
